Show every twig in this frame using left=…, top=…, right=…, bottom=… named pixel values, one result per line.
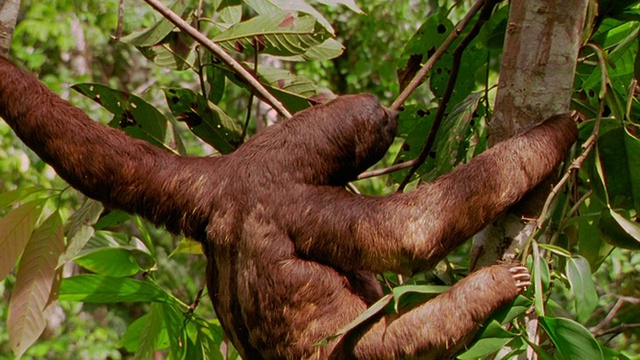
left=593, top=323, right=640, bottom=338
left=537, top=102, right=602, bottom=228
left=142, top=0, right=292, bottom=119
left=390, top=0, right=486, bottom=111
left=241, top=39, right=259, bottom=141
left=115, top=0, right=125, bottom=40
left=590, top=298, right=624, bottom=335
left=397, top=0, right=500, bottom=191
left=358, top=159, right=416, bottom=180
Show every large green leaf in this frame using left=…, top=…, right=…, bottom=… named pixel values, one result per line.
left=457, top=321, right=516, bottom=359
left=212, top=12, right=331, bottom=58
left=245, top=0, right=335, bottom=33
left=539, top=316, right=604, bottom=360
left=598, top=208, right=640, bottom=250
left=73, top=84, right=170, bottom=149
left=590, top=125, right=640, bottom=212
left=433, top=92, right=483, bottom=176
left=397, top=12, right=454, bottom=91
left=135, top=303, right=166, bottom=360
left=222, top=64, right=334, bottom=113
left=256, top=66, right=334, bottom=112
left=59, top=275, right=173, bottom=303
left=74, top=248, right=141, bottom=278
left=566, top=256, right=598, bottom=322
left=120, top=314, right=169, bottom=352
left=163, top=88, right=242, bottom=154
left=77, top=231, right=155, bottom=273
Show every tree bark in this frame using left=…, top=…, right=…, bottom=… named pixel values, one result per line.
left=0, top=0, right=21, bottom=56
left=470, top=0, right=587, bottom=268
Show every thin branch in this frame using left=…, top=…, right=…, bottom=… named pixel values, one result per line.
left=536, top=111, right=598, bottom=227
left=142, top=0, right=292, bottom=119
left=397, top=0, right=500, bottom=191
left=390, top=0, right=486, bottom=111
left=590, top=298, right=624, bottom=335
left=536, top=49, right=607, bottom=229
left=241, top=39, right=260, bottom=141
left=358, top=159, right=416, bottom=180
left=115, top=0, right=125, bottom=40
left=593, top=323, right=640, bottom=338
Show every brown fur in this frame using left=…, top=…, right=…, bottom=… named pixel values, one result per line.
left=0, top=56, right=577, bottom=359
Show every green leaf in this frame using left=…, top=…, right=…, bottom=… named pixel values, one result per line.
left=278, top=38, right=344, bottom=61
left=162, top=302, right=185, bottom=359
left=314, top=0, right=362, bottom=13
left=590, top=124, right=640, bottom=212
left=8, top=212, right=64, bottom=358
left=245, top=0, right=335, bottom=33
left=531, top=242, right=550, bottom=316
left=59, top=275, right=172, bottom=303
left=135, top=32, right=197, bottom=70
left=94, top=210, right=131, bottom=230
left=576, top=196, right=613, bottom=269
left=566, top=256, right=598, bottom=322
left=212, top=12, right=331, bottom=58
left=135, top=303, right=166, bottom=360
left=205, top=62, right=227, bottom=104
left=0, top=187, right=42, bottom=210
left=537, top=243, right=572, bottom=257
left=120, top=314, right=148, bottom=352
left=214, top=0, right=242, bottom=25
left=73, top=84, right=170, bottom=148
left=121, top=0, right=193, bottom=46
left=0, top=199, right=46, bottom=281
left=457, top=321, right=516, bottom=359
left=122, top=3, right=198, bottom=70
left=397, top=12, right=454, bottom=91
left=190, top=318, right=226, bottom=360
left=120, top=314, right=170, bottom=352
left=316, top=294, right=393, bottom=346
left=433, top=92, right=482, bottom=176
left=539, top=316, right=604, bottom=360
left=169, top=238, right=204, bottom=257
left=392, top=105, right=437, bottom=182
left=57, top=200, right=104, bottom=268
left=255, top=66, right=334, bottom=112
left=391, top=284, right=449, bottom=312
left=74, top=248, right=141, bottom=277
left=164, top=88, right=242, bottom=154
left=598, top=207, right=640, bottom=250
left=75, top=231, right=155, bottom=274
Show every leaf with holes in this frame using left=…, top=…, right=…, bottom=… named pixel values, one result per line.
left=73, top=84, right=169, bottom=148
left=164, top=88, right=242, bottom=154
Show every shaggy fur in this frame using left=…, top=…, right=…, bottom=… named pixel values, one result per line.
left=0, top=56, right=577, bottom=358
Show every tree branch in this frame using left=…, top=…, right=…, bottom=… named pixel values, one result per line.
left=390, top=0, right=486, bottom=111
left=397, top=0, right=500, bottom=191
left=142, top=0, right=292, bottom=119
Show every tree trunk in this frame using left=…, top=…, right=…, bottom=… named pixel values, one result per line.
left=0, top=0, right=21, bottom=56
left=470, top=0, right=587, bottom=268
left=469, top=1, right=588, bottom=358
